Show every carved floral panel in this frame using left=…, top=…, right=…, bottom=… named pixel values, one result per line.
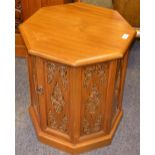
left=81, top=62, right=109, bottom=136
left=45, top=61, right=70, bottom=134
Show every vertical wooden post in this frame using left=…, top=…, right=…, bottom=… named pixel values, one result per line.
left=70, top=67, right=82, bottom=143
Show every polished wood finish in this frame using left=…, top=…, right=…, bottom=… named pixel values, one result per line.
left=27, top=56, right=126, bottom=153
left=15, top=0, right=79, bottom=57
left=20, top=2, right=135, bottom=66
left=112, top=0, right=140, bottom=27
left=20, top=2, right=135, bottom=153
left=15, top=33, right=27, bottom=57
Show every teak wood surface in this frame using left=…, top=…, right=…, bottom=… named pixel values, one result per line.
left=20, top=2, right=136, bottom=154
left=15, top=0, right=79, bottom=57
left=19, top=2, right=136, bottom=66
left=113, top=0, right=140, bottom=27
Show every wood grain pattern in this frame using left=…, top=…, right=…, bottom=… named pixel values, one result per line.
left=113, top=0, right=140, bottom=27
left=15, top=33, right=27, bottom=57
left=27, top=56, right=129, bottom=153
left=19, top=2, right=136, bottom=66
left=16, top=0, right=78, bottom=57
left=29, top=104, right=123, bottom=153
left=80, top=62, right=109, bottom=136
left=111, top=59, right=122, bottom=123
left=21, top=2, right=135, bottom=153
left=45, top=61, right=70, bottom=135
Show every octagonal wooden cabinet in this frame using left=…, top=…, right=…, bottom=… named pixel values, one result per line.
left=19, top=2, right=136, bottom=154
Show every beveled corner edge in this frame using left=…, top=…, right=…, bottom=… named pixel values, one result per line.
left=19, top=15, right=136, bottom=67
left=28, top=104, right=123, bottom=154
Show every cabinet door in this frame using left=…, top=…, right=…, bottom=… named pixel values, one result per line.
left=80, top=62, right=109, bottom=136
left=29, top=56, right=71, bottom=141
left=28, top=56, right=47, bottom=128
left=43, top=59, right=71, bottom=141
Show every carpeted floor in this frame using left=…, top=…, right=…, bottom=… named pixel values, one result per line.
left=15, top=39, right=140, bottom=155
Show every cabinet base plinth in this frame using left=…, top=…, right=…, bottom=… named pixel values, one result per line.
left=29, top=105, right=123, bottom=154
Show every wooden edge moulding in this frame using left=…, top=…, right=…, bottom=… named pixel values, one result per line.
left=15, top=0, right=81, bottom=57
left=26, top=51, right=130, bottom=153
left=19, top=2, right=136, bottom=154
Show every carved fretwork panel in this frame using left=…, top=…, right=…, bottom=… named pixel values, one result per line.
left=15, top=0, right=23, bottom=30
left=45, top=61, right=70, bottom=135
left=31, top=56, right=40, bottom=120
left=112, top=59, right=123, bottom=123
left=81, top=63, right=109, bottom=136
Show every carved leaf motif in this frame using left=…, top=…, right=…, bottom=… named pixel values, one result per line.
left=47, top=62, right=57, bottom=84
left=47, top=62, right=68, bottom=89
left=96, top=64, right=107, bottom=84
left=86, top=86, right=101, bottom=114
left=81, top=63, right=108, bottom=135
left=81, top=86, right=103, bottom=135
left=59, top=66, right=68, bottom=88
left=59, top=115, right=68, bottom=133
left=48, top=111, right=57, bottom=129
left=83, top=64, right=107, bottom=88
left=93, top=115, right=102, bottom=132
left=84, top=67, right=94, bottom=88
left=51, top=83, right=65, bottom=113
left=82, top=115, right=103, bottom=135
left=48, top=110, right=68, bottom=133
left=47, top=61, right=69, bottom=134
left=82, top=118, right=90, bottom=134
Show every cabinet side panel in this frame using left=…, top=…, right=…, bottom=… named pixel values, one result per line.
left=80, top=62, right=109, bottom=137
left=111, top=51, right=129, bottom=126
left=27, top=55, right=40, bottom=123
left=44, top=60, right=71, bottom=138
left=35, top=57, right=47, bottom=130
left=103, top=60, right=117, bottom=133
left=111, top=59, right=122, bottom=124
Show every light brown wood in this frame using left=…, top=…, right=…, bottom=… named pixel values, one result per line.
left=15, top=33, right=27, bottom=57
left=20, top=2, right=135, bottom=153
left=21, top=0, right=79, bottom=21
left=26, top=53, right=131, bottom=153
left=19, top=2, right=136, bottom=66
left=16, top=0, right=78, bottom=57
left=70, top=67, right=82, bottom=143
left=29, top=105, right=123, bottom=153
left=112, top=0, right=140, bottom=27
left=104, top=60, right=117, bottom=133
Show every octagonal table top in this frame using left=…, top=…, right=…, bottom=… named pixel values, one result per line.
left=19, top=2, right=136, bottom=66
